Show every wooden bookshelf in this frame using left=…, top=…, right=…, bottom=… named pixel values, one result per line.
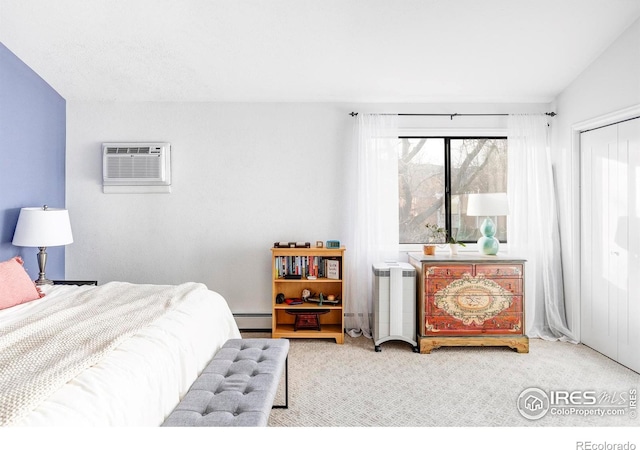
left=271, top=246, right=345, bottom=344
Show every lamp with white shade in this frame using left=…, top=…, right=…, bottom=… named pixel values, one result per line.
left=12, top=205, right=73, bottom=285
left=466, top=193, right=509, bottom=255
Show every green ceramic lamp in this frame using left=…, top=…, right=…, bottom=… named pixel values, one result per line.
left=466, top=193, right=509, bottom=255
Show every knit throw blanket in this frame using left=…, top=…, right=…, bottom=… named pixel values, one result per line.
left=0, top=281, right=207, bottom=426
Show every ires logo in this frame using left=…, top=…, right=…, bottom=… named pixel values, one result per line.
left=550, top=390, right=598, bottom=405
left=517, top=388, right=551, bottom=420
left=517, top=387, right=638, bottom=420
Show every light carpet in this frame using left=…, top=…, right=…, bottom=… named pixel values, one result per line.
left=242, top=332, right=640, bottom=428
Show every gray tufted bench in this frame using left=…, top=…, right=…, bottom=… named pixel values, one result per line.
left=162, top=338, right=289, bottom=427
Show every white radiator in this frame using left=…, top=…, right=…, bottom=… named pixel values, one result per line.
left=372, top=262, right=417, bottom=352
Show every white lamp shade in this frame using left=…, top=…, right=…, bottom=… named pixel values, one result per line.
left=466, top=193, right=509, bottom=217
left=12, top=207, right=73, bottom=247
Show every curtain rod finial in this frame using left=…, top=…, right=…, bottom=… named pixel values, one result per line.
left=546, top=112, right=557, bottom=117
left=349, top=112, right=358, bottom=117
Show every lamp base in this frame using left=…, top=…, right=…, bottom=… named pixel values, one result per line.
left=35, top=246, right=54, bottom=286
left=477, top=236, right=499, bottom=255
left=477, top=217, right=500, bottom=255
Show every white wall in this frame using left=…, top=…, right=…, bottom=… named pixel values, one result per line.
left=66, top=102, right=549, bottom=325
left=66, top=103, right=351, bottom=321
left=552, top=17, right=640, bottom=337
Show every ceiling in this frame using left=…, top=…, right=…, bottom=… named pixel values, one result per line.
left=1, top=0, right=640, bottom=103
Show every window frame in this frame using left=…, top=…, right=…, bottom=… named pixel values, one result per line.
left=398, top=134, right=509, bottom=252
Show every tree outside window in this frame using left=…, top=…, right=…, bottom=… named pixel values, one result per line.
left=399, top=137, right=508, bottom=244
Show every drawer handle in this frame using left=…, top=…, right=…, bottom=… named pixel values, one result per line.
left=446, top=269, right=450, bottom=275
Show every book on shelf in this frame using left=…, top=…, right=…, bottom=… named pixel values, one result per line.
left=326, top=259, right=340, bottom=279
left=273, top=242, right=311, bottom=248
left=274, top=255, right=342, bottom=280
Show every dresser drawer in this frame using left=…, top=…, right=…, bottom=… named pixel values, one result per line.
left=424, top=265, right=473, bottom=279
left=425, top=294, right=522, bottom=317
left=490, top=278, right=523, bottom=294
left=424, top=313, right=523, bottom=335
left=475, top=264, right=523, bottom=278
left=425, top=277, right=454, bottom=294
left=426, top=275, right=522, bottom=295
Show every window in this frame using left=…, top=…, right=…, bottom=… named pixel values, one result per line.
left=399, top=137, right=508, bottom=244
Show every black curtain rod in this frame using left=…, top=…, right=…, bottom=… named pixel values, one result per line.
left=349, top=112, right=557, bottom=119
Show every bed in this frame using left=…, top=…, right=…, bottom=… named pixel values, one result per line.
left=0, top=262, right=241, bottom=427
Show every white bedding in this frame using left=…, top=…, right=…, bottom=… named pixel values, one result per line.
left=0, top=282, right=240, bottom=426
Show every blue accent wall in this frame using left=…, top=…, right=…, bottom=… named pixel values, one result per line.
left=0, top=43, right=66, bottom=280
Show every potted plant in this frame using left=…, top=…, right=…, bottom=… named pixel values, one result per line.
left=424, top=223, right=446, bottom=255
left=424, top=224, right=467, bottom=255
left=446, top=235, right=466, bottom=256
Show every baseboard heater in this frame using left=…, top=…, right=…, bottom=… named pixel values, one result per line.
left=233, top=313, right=272, bottom=331
left=234, top=312, right=349, bottom=332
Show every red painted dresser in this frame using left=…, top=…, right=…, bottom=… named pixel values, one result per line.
left=408, top=253, right=529, bottom=354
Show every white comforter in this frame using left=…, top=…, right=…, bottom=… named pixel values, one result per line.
left=0, top=282, right=240, bottom=426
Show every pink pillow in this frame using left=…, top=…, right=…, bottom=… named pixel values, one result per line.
left=0, top=256, right=45, bottom=310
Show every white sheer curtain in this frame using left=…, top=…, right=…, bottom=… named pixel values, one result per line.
left=507, top=114, right=576, bottom=342
left=344, top=114, right=400, bottom=338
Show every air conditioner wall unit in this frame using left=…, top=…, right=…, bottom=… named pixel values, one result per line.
left=102, top=142, right=171, bottom=193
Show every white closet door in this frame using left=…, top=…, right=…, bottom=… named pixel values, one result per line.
left=617, top=118, right=640, bottom=373
left=580, top=117, right=640, bottom=374
left=580, top=124, right=619, bottom=361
